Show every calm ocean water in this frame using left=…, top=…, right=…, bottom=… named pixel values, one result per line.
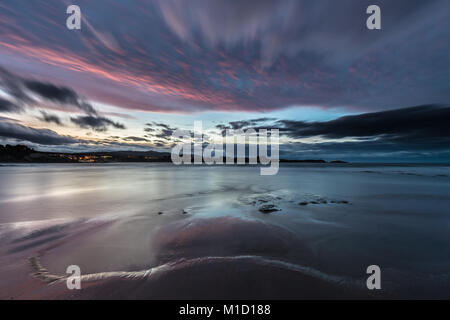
left=1, top=163, right=449, bottom=298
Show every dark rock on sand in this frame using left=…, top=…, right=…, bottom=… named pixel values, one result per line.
left=299, top=196, right=349, bottom=206
left=259, top=204, right=281, bottom=214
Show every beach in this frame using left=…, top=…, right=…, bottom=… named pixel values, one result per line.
left=1, top=163, right=450, bottom=299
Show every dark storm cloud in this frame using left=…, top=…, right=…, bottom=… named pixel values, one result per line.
left=216, top=118, right=277, bottom=136
left=0, top=97, right=22, bottom=113
left=0, top=66, right=97, bottom=115
left=144, top=122, right=179, bottom=140
left=39, top=111, right=62, bottom=126
left=275, top=105, right=450, bottom=141
left=155, top=129, right=176, bottom=139
left=24, top=81, right=97, bottom=115
left=123, top=136, right=150, bottom=142
left=0, top=1, right=448, bottom=113
left=144, top=123, right=155, bottom=132
left=0, top=66, right=125, bottom=132
left=0, top=120, right=78, bottom=145
left=153, top=123, right=174, bottom=130
left=70, top=115, right=126, bottom=132
left=0, top=67, right=32, bottom=103
left=217, top=118, right=276, bottom=130
left=218, top=105, right=450, bottom=160
left=155, top=131, right=172, bottom=139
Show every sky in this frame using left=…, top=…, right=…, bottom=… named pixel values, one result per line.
left=0, top=0, right=449, bottom=162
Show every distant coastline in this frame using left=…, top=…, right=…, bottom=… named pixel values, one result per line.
left=0, top=144, right=347, bottom=164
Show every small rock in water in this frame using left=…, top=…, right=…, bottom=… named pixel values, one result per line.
left=182, top=210, right=188, bottom=214
left=337, top=200, right=349, bottom=204
left=310, top=201, right=319, bottom=204
left=299, top=201, right=308, bottom=206
left=259, top=204, right=281, bottom=214
left=157, top=211, right=163, bottom=215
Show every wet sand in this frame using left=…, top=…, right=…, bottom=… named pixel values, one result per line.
left=1, top=215, right=371, bottom=299
left=1, top=164, right=450, bottom=299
